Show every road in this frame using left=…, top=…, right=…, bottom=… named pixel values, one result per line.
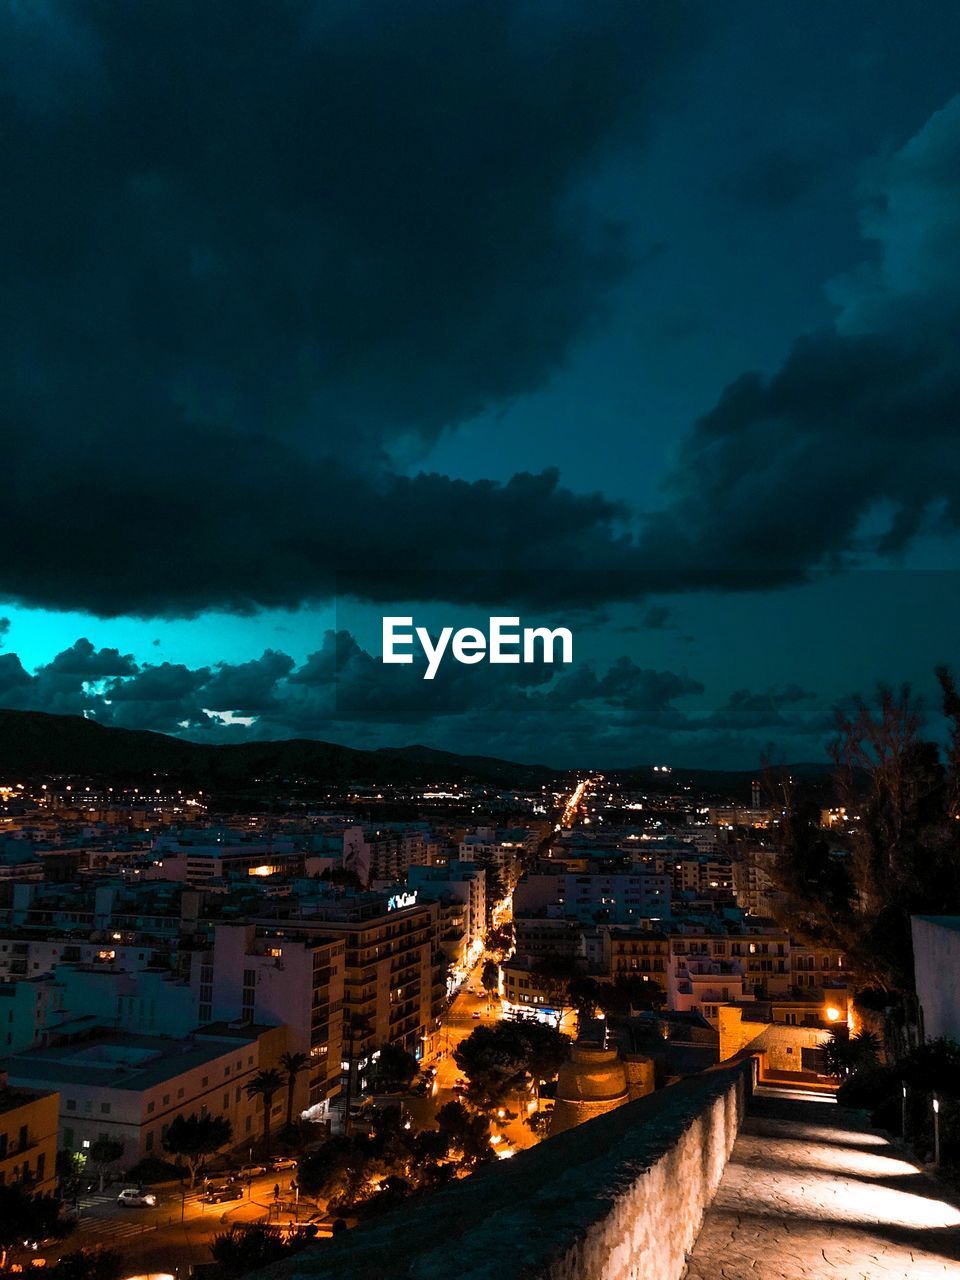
left=29, top=917, right=557, bottom=1274
left=27, top=1170, right=312, bottom=1277
left=560, top=778, right=589, bottom=827
left=407, top=957, right=545, bottom=1157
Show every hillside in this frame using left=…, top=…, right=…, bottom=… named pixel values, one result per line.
left=0, top=709, right=556, bottom=789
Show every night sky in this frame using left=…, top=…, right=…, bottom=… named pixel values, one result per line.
left=4, top=1, right=960, bottom=768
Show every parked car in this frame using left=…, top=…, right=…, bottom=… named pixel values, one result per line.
left=117, top=1188, right=157, bottom=1208
left=270, top=1156, right=298, bottom=1171
left=21, top=1235, right=58, bottom=1251
left=200, top=1183, right=244, bottom=1204
left=238, top=1162, right=267, bottom=1178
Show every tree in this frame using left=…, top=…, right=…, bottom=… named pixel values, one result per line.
left=568, top=976, right=603, bottom=1031
left=512, top=1018, right=568, bottom=1084
left=32, top=1192, right=74, bottom=1243
left=597, top=975, right=665, bottom=1017
left=279, top=1051, right=310, bottom=1130
left=88, top=1137, right=124, bottom=1192
left=480, top=960, right=500, bottom=1002
left=370, top=1044, right=419, bottom=1092
left=297, top=1135, right=374, bottom=1207
left=341, top=1011, right=373, bottom=1136
left=246, top=1069, right=284, bottom=1155
left=484, top=924, right=514, bottom=958
left=532, top=955, right=583, bottom=1028
left=823, top=1028, right=881, bottom=1079
left=162, top=1113, right=232, bottom=1187
left=436, top=1101, right=491, bottom=1165
left=49, top=1249, right=124, bottom=1280
left=899, top=1038, right=960, bottom=1099
left=454, top=1020, right=567, bottom=1109
left=0, top=1186, right=71, bottom=1270
left=771, top=679, right=960, bottom=1044
left=212, top=1225, right=313, bottom=1278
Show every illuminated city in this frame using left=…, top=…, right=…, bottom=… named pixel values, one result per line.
left=3, top=4, right=960, bottom=1279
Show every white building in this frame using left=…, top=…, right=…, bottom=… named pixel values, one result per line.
left=191, top=924, right=345, bottom=1119
left=513, top=871, right=670, bottom=924
left=4, top=1025, right=284, bottom=1162
left=912, top=916, right=960, bottom=1043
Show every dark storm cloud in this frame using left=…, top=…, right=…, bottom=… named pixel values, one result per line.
left=696, top=684, right=829, bottom=733
left=44, top=638, right=138, bottom=679
left=723, top=147, right=827, bottom=209
left=0, top=0, right=691, bottom=618
left=642, top=605, right=673, bottom=630
left=0, top=632, right=831, bottom=766
left=634, top=97, right=960, bottom=589
left=0, top=619, right=9, bottom=647
left=105, top=662, right=209, bottom=705
left=199, top=651, right=296, bottom=714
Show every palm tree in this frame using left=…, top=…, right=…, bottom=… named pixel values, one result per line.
left=342, top=1012, right=373, bottom=1136
left=280, top=1051, right=310, bottom=1129
left=245, top=1068, right=284, bottom=1155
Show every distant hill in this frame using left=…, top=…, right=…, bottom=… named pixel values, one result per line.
left=605, top=761, right=838, bottom=804
left=0, top=709, right=556, bottom=790
left=0, top=708, right=840, bottom=801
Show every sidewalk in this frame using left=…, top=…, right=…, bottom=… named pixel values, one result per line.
left=685, top=1087, right=960, bottom=1279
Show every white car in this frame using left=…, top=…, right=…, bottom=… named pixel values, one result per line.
left=117, top=1188, right=157, bottom=1208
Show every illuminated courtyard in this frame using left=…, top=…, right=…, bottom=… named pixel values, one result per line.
left=685, top=1087, right=960, bottom=1279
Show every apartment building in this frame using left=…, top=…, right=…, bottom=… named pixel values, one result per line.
left=790, top=944, right=845, bottom=993
left=301, top=899, right=444, bottom=1064
left=600, top=927, right=669, bottom=983
left=514, top=871, right=670, bottom=924
left=4, top=1025, right=283, bottom=1162
left=192, top=924, right=345, bottom=1118
left=0, top=1075, right=58, bottom=1193
left=343, top=824, right=430, bottom=885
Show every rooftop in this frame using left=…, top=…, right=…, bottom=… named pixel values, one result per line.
left=913, top=914, right=960, bottom=934
left=2, top=1030, right=262, bottom=1092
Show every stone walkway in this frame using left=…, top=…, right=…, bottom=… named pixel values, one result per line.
left=684, top=1086, right=960, bottom=1279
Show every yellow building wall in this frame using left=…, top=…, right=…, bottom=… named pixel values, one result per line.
left=0, top=1087, right=59, bottom=1194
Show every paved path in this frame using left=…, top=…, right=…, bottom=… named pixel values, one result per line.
left=685, top=1087, right=960, bottom=1279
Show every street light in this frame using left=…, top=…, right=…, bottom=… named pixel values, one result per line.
left=933, top=1095, right=941, bottom=1169
left=901, top=1083, right=908, bottom=1139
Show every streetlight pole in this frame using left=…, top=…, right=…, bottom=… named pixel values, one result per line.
left=901, top=1083, right=907, bottom=1139
left=933, top=1095, right=941, bottom=1169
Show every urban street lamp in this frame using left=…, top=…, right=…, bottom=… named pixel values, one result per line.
left=901, top=1083, right=907, bottom=1139
left=933, top=1095, right=941, bottom=1169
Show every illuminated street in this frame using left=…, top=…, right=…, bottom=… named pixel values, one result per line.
left=560, top=779, right=589, bottom=828
left=410, top=956, right=544, bottom=1158
left=686, top=1088, right=960, bottom=1279
left=22, top=1171, right=316, bottom=1277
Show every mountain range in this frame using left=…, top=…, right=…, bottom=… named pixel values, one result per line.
left=0, top=708, right=835, bottom=799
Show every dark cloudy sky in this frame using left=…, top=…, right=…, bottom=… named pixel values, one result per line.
left=4, top=0, right=960, bottom=768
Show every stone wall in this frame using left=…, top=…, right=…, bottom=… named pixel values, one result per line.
left=549, top=1043, right=629, bottom=1136
left=718, top=1006, right=830, bottom=1079
left=622, top=1051, right=655, bottom=1101
left=259, top=1056, right=754, bottom=1280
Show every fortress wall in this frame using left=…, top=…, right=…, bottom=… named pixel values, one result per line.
left=258, top=1055, right=755, bottom=1280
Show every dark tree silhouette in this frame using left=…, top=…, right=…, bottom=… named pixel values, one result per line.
left=246, top=1069, right=284, bottom=1155
left=162, top=1113, right=232, bottom=1186
left=279, top=1051, right=310, bottom=1129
